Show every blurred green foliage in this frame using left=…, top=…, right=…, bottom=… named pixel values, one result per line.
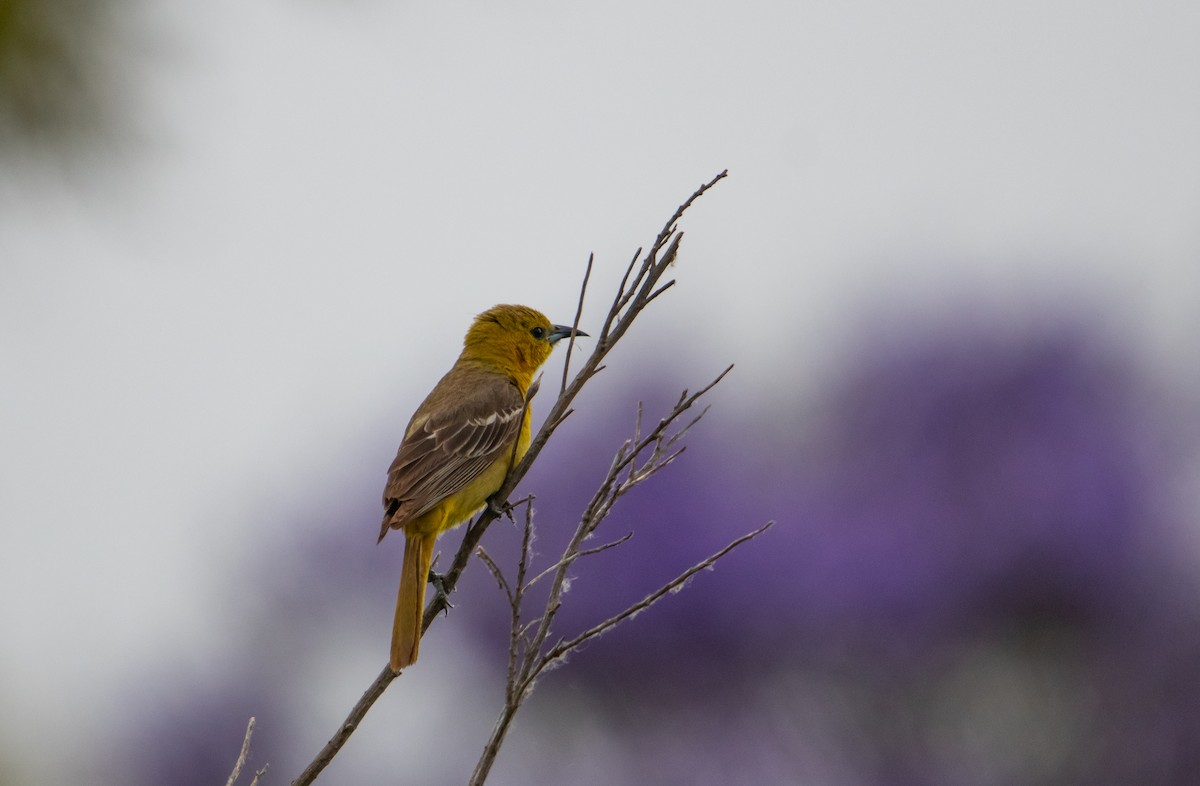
left=0, top=0, right=124, bottom=160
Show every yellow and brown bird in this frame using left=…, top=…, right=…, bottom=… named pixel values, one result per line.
left=379, top=304, right=586, bottom=671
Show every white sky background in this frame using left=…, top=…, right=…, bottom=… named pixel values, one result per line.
left=2, top=0, right=1199, bottom=779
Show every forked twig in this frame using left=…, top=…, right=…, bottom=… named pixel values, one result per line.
left=226, top=717, right=267, bottom=786
left=465, top=375, right=772, bottom=784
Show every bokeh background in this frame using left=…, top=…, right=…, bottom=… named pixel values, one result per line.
left=3, top=1, right=1199, bottom=784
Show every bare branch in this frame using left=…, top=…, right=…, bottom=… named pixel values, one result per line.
left=541, top=521, right=775, bottom=668
left=644, top=279, right=676, bottom=307
left=469, top=380, right=765, bottom=785
left=601, top=247, right=643, bottom=343
left=663, top=406, right=710, bottom=454
left=561, top=253, right=593, bottom=394
left=290, top=667, right=397, bottom=786
left=226, top=717, right=258, bottom=786
left=475, top=546, right=513, bottom=606
left=653, top=171, right=728, bottom=249
left=526, top=531, right=635, bottom=589
left=469, top=367, right=735, bottom=785
left=505, top=501, right=537, bottom=700
left=547, top=407, right=576, bottom=432
left=601, top=366, right=731, bottom=501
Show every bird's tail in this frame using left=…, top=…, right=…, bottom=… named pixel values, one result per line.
left=391, top=530, right=436, bottom=671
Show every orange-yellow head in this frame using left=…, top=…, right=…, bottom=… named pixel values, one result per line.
left=461, top=304, right=587, bottom=384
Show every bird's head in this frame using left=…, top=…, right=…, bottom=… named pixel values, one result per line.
left=463, top=304, right=588, bottom=381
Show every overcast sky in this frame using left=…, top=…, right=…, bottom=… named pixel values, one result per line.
left=2, top=0, right=1198, bottom=779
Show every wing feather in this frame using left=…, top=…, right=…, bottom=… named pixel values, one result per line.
left=382, top=370, right=525, bottom=530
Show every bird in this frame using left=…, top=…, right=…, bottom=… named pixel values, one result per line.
left=379, top=304, right=587, bottom=671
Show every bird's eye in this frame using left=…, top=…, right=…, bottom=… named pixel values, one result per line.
left=530, top=326, right=546, bottom=340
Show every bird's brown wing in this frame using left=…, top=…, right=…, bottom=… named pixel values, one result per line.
left=380, top=371, right=525, bottom=538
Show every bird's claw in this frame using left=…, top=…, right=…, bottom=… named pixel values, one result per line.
left=487, top=495, right=514, bottom=521
left=427, top=570, right=453, bottom=615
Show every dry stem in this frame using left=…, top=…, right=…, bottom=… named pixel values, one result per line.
left=226, top=717, right=267, bottom=786
left=466, top=367, right=773, bottom=784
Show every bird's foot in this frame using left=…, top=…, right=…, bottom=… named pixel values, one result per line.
left=486, top=495, right=515, bottom=521
left=427, top=570, right=453, bottom=615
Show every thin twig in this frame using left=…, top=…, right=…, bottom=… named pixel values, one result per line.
left=506, top=501, right=536, bottom=701
left=526, top=531, right=634, bottom=589
left=542, top=521, right=775, bottom=665
left=601, top=248, right=643, bottom=343
left=226, top=717, right=257, bottom=786
left=290, top=667, right=397, bottom=786
left=476, top=546, right=513, bottom=605
left=561, top=253, right=593, bottom=394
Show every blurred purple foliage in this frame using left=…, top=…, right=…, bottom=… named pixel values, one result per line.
left=120, top=311, right=1200, bottom=785
left=466, top=320, right=1178, bottom=662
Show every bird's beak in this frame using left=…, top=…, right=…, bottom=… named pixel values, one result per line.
left=548, top=324, right=588, bottom=344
